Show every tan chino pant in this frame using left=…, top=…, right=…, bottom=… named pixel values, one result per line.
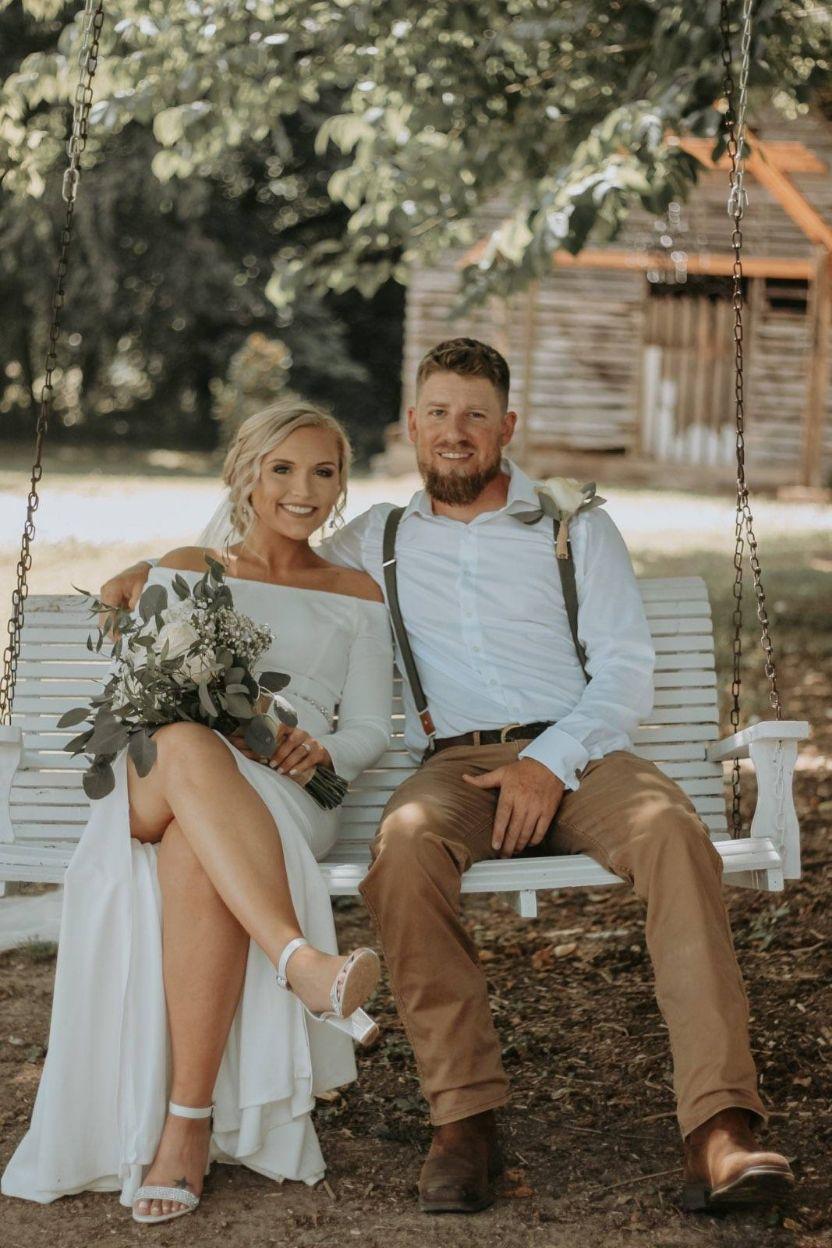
left=358, top=742, right=768, bottom=1139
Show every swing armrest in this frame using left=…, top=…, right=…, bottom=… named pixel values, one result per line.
left=0, top=726, right=24, bottom=846
left=708, top=720, right=809, bottom=880
left=707, top=720, right=809, bottom=763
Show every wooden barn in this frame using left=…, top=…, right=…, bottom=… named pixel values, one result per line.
left=388, top=108, right=832, bottom=488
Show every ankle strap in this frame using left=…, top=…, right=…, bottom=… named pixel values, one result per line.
left=168, top=1101, right=213, bottom=1119
left=276, top=936, right=309, bottom=989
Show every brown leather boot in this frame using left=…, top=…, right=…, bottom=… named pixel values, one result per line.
left=418, top=1109, right=503, bottom=1214
left=681, top=1107, right=795, bottom=1212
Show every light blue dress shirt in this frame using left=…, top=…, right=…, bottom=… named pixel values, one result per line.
left=319, top=459, right=655, bottom=790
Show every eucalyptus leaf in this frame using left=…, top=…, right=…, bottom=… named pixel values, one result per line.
left=139, top=584, right=168, bottom=621
left=270, top=694, right=298, bottom=728
left=83, top=761, right=116, bottom=800
left=172, top=573, right=191, bottom=600
left=245, top=715, right=277, bottom=757
left=65, top=728, right=94, bottom=754
left=198, top=682, right=219, bottom=718
left=88, top=722, right=130, bottom=754
left=57, top=706, right=91, bottom=729
left=226, top=692, right=254, bottom=719
left=259, top=671, right=291, bottom=693
left=128, top=729, right=158, bottom=778
left=204, top=555, right=226, bottom=582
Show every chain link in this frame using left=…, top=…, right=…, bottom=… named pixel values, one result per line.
left=720, top=0, right=784, bottom=838
left=0, top=1, right=105, bottom=725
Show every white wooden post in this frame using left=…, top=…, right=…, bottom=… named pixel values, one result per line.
left=510, top=890, right=538, bottom=919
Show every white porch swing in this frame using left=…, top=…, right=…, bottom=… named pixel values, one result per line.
left=0, top=0, right=810, bottom=915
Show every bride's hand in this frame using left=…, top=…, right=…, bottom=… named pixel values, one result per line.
left=227, top=725, right=332, bottom=784
left=270, top=725, right=332, bottom=781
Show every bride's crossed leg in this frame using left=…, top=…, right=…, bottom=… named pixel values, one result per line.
left=128, top=721, right=360, bottom=1218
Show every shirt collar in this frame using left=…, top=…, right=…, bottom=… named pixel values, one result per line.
left=400, top=457, right=541, bottom=523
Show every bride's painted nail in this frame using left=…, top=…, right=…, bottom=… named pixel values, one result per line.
left=289, top=768, right=297, bottom=776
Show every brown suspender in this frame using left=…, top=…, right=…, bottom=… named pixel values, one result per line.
left=381, top=506, right=590, bottom=743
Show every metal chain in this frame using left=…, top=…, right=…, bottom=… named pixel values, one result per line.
left=0, top=0, right=106, bottom=725
left=720, top=0, right=784, bottom=837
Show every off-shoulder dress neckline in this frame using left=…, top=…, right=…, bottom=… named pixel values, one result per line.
left=155, top=567, right=388, bottom=611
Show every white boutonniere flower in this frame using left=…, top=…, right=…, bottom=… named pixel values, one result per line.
left=535, top=478, right=606, bottom=559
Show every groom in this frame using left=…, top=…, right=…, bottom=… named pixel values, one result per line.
left=102, top=337, right=794, bottom=1215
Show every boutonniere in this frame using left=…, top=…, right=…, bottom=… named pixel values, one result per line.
left=520, top=478, right=606, bottom=559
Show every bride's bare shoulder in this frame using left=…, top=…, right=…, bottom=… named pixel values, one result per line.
left=325, top=566, right=384, bottom=604
left=157, top=547, right=223, bottom=573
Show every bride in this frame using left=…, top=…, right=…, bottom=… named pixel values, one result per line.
left=1, top=399, right=394, bottom=1223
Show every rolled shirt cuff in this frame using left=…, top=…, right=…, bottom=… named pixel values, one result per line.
left=518, top=725, right=590, bottom=791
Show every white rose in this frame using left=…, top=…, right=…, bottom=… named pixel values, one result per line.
left=160, top=603, right=195, bottom=625
left=180, top=649, right=221, bottom=683
left=539, top=477, right=589, bottom=518
left=156, top=619, right=200, bottom=659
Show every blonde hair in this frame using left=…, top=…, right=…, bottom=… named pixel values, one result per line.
left=222, top=397, right=352, bottom=546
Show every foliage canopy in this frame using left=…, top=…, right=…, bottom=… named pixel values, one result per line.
left=3, top=0, right=829, bottom=308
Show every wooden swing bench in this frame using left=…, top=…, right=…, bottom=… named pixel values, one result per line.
left=0, top=577, right=809, bottom=915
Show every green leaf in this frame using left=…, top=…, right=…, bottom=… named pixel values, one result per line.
left=198, top=682, right=218, bottom=718
left=138, top=584, right=168, bottom=622
left=270, top=694, right=298, bottom=728
left=204, top=554, right=225, bottom=583
left=64, top=728, right=94, bottom=754
left=87, top=708, right=130, bottom=754
left=226, top=692, right=254, bottom=719
left=83, top=761, right=116, bottom=801
left=245, top=715, right=276, bottom=757
left=259, top=671, right=291, bottom=693
left=57, top=706, right=91, bottom=728
left=128, top=729, right=157, bottom=778
left=172, top=573, right=191, bottom=600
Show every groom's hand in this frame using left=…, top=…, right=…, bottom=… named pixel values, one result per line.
left=463, top=758, right=565, bottom=858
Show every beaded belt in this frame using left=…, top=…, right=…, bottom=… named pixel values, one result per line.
left=427, top=720, right=554, bottom=756
left=290, top=689, right=336, bottom=730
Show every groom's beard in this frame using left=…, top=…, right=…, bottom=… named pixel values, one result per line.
left=419, top=445, right=503, bottom=505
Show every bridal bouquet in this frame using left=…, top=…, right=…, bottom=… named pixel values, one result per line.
left=59, top=556, right=349, bottom=809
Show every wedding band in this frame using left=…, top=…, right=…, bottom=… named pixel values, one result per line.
left=301, top=741, right=313, bottom=752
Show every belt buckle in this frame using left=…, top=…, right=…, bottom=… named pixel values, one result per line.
left=499, top=722, right=522, bottom=743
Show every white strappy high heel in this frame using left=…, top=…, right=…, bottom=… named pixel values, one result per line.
left=276, top=936, right=381, bottom=1046
left=131, top=1100, right=213, bottom=1225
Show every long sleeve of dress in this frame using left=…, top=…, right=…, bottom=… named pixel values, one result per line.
left=316, top=604, right=394, bottom=782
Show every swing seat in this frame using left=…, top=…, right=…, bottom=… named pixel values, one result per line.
left=0, top=578, right=809, bottom=916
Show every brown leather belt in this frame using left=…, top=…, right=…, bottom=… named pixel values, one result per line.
left=427, top=720, right=554, bottom=756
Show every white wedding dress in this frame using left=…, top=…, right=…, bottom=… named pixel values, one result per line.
left=2, top=568, right=393, bottom=1206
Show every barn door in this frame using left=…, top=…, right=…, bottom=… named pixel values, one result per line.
left=640, top=286, right=739, bottom=466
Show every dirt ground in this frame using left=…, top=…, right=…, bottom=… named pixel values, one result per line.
left=0, top=465, right=830, bottom=1247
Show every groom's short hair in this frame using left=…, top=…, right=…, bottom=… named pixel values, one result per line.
left=416, top=338, right=510, bottom=408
